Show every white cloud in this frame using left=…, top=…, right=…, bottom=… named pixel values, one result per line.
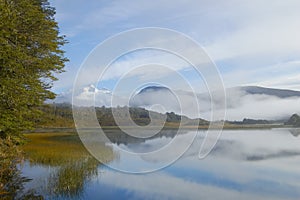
left=255, top=74, right=300, bottom=91
left=50, top=0, right=300, bottom=99
left=57, top=84, right=300, bottom=121
left=101, top=50, right=190, bottom=81
left=205, top=0, right=300, bottom=60
left=130, top=86, right=300, bottom=120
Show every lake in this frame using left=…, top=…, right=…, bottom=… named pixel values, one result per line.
left=20, top=128, right=300, bottom=200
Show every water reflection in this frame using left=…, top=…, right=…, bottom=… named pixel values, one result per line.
left=20, top=129, right=300, bottom=200
left=289, top=128, right=300, bottom=137
left=104, top=129, right=186, bottom=143
left=88, top=129, right=300, bottom=200
left=0, top=138, right=43, bottom=199
left=47, top=158, right=98, bottom=198
left=22, top=133, right=115, bottom=199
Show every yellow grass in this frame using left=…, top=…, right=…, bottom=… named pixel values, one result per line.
left=22, top=132, right=114, bottom=167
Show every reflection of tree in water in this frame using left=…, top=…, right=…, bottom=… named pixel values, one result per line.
left=20, top=130, right=187, bottom=198
left=0, top=138, right=43, bottom=199
left=289, top=128, right=300, bottom=137
left=22, top=133, right=115, bottom=199
left=104, top=129, right=189, bottom=145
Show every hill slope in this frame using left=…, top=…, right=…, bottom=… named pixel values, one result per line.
left=236, top=86, right=300, bottom=98
left=285, top=114, right=300, bottom=127
left=36, top=104, right=208, bottom=128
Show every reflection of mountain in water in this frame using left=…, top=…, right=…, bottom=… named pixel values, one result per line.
left=289, top=129, right=300, bottom=137
left=103, top=129, right=189, bottom=145
left=246, top=151, right=300, bottom=161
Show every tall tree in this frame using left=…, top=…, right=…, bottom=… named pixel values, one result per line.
left=0, top=0, right=68, bottom=141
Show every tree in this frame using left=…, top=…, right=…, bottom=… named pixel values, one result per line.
left=0, top=0, right=68, bottom=141
left=285, top=114, right=300, bottom=127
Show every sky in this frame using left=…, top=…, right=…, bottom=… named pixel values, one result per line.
left=47, top=0, right=300, bottom=120
left=49, top=0, right=300, bottom=94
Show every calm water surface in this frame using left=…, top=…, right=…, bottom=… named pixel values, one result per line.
left=21, top=129, right=300, bottom=200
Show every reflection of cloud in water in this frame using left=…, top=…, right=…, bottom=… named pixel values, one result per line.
left=93, top=169, right=299, bottom=200
left=118, top=129, right=300, bottom=163
left=93, top=129, right=300, bottom=199
left=112, top=129, right=186, bottom=154
left=21, top=129, right=300, bottom=199
left=211, top=129, right=300, bottom=162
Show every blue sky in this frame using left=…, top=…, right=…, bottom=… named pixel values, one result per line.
left=50, top=0, right=300, bottom=94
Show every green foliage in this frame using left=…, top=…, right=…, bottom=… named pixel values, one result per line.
left=36, top=103, right=209, bottom=128
left=0, top=0, right=67, bottom=139
left=35, top=103, right=74, bottom=128
left=0, top=138, right=23, bottom=197
left=97, top=106, right=152, bottom=126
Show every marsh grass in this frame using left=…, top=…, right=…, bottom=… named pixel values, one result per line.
left=23, top=132, right=93, bottom=166
left=22, top=132, right=115, bottom=198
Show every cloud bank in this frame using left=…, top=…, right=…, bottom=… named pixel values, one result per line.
left=53, top=85, right=300, bottom=121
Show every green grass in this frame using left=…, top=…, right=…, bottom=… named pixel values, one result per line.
left=22, top=132, right=114, bottom=167
left=22, top=132, right=116, bottom=198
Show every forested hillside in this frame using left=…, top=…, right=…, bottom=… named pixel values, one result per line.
left=35, top=103, right=209, bottom=128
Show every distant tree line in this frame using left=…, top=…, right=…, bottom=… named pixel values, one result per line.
left=229, top=118, right=271, bottom=125
left=35, top=103, right=209, bottom=128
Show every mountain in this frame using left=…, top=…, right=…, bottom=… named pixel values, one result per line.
left=131, top=86, right=176, bottom=108
left=130, top=85, right=200, bottom=119
left=131, top=85, right=300, bottom=120
left=235, top=86, right=300, bottom=98
left=52, top=85, right=300, bottom=120
left=51, top=85, right=116, bottom=106
left=138, top=86, right=172, bottom=94
left=285, top=114, right=300, bottom=127
left=54, top=85, right=300, bottom=105
left=138, top=85, right=300, bottom=98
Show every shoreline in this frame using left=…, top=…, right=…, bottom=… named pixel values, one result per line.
left=24, top=124, right=298, bottom=134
